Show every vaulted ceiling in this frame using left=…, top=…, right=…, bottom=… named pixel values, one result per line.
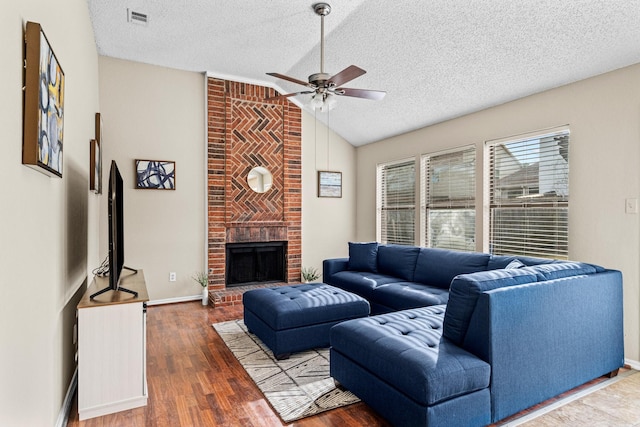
left=88, top=0, right=640, bottom=146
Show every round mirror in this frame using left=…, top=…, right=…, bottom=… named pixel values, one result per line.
left=247, top=166, right=273, bottom=193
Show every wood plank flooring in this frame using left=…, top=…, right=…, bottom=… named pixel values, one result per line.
left=67, top=301, right=390, bottom=427
left=67, top=300, right=629, bottom=427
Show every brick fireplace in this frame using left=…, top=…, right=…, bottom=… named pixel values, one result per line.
left=207, top=77, right=302, bottom=291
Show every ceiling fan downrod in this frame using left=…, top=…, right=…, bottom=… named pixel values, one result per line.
left=314, top=3, right=331, bottom=75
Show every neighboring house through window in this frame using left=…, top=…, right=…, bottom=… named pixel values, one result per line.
left=486, top=127, right=570, bottom=259
left=376, top=159, right=415, bottom=245
left=421, top=146, right=476, bottom=251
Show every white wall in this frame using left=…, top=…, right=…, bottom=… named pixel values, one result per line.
left=0, top=1, right=100, bottom=425
left=98, top=57, right=206, bottom=302
left=302, top=110, right=357, bottom=276
left=356, top=63, right=640, bottom=362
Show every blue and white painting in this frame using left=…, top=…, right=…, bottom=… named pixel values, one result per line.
left=318, top=171, right=342, bottom=197
left=136, top=160, right=176, bottom=190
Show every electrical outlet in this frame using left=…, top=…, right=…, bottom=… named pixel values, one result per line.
left=169, top=272, right=177, bottom=282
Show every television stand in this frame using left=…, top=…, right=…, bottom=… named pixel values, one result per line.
left=78, top=271, right=149, bottom=420
left=89, top=266, right=140, bottom=300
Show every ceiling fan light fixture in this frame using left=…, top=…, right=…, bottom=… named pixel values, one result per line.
left=307, top=92, right=336, bottom=112
left=322, top=95, right=337, bottom=112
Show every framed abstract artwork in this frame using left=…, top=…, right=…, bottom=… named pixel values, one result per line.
left=23, top=21, right=65, bottom=177
left=90, top=114, right=103, bottom=194
left=135, top=160, right=176, bottom=190
left=318, top=171, right=342, bottom=198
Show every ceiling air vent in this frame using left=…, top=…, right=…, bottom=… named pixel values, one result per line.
left=127, top=9, right=148, bottom=26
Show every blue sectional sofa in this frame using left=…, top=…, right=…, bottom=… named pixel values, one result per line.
left=323, top=243, right=624, bottom=427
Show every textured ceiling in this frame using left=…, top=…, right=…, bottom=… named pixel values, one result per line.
left=87, top=0, right=640, bottom=146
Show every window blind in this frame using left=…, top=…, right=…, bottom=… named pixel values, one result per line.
left=377, top=159, right=415, bottom=245
left=487, top=130, right=569, bottom=259
left=421, top=147, right=476, bottom=251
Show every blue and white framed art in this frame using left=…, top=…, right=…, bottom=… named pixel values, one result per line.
left=135, top=159, right=176, bottom=190
left=318, top=170, right=342, bottom=198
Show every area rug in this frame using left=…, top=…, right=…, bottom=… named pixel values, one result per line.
left=212, top=319, right=360, bottom=423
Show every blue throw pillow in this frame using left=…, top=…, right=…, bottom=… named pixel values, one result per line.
left=348, top=242, right=379, bottom=273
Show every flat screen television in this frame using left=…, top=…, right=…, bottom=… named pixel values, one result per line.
left=90, top=160, right=138, bottom=299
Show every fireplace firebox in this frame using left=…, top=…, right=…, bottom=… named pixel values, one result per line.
left=225, top=241, right=287, bottom=287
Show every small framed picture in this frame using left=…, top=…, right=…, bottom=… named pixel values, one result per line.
left=90, top=113, right=103, bottom=194
left=89, top=139, right=101, bottom=193
left=318, top=171, right=342, bottom=198
left=135, top=159, right=176, bottom=190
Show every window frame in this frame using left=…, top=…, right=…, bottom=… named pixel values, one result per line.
left=484, top=126, right=570, bottom=259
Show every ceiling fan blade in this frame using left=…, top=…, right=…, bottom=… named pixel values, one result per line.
left=328, top=65, right=366, bottom=87
left=266, top=91, right=314, bottom=101
left=266, top=72, right=312, bottom=87
left=337, top=87, right=386, bottom=101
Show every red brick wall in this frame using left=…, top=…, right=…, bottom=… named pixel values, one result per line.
left=207, top=78, right=302, bottom=289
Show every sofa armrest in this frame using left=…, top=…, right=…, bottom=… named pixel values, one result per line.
left=464, top=270, right=623, bottom=422
left=323, top=258, right=349, bottom=283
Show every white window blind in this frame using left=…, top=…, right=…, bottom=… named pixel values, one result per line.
left=421, top=146, right=476, bottom=251
left=487, top=129, right=569, bottom=259
left=377, top=159, right=415, bottom=245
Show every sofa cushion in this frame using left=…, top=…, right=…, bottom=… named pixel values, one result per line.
left=443, top=269, right=539, bottom=345
left=377, top=245, right=421, bottom=281
left=348, top=242, right=378, bottom=273
left=413, top=248, right=491, bottom=289
left=371, top=282, right=449, bottom=310
left=348, top=241, right=379, bottom=273
left=329, top=271, right=400, bottom=300
left=330, top=306, right=490, bottom=406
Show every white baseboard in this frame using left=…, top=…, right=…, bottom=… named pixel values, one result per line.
left=625, top=358, right=640, bottom=370
left=146, top=294, right=202, bottom=306
left=56, top=368, right=77, bottom=427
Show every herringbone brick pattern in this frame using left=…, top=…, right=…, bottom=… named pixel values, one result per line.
left=207, top=78, right=302, bottom=289
left=227, top=100, right=284, bottom=223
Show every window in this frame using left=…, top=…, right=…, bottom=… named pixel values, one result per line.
left=421, top=146, right=476, bottom=251
left=487, top=128, right=569, bottom=259
left=377, top=159, right=415, bottom=245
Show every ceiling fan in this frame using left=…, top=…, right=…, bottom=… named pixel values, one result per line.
left=266, top=2, right=386, bottom=110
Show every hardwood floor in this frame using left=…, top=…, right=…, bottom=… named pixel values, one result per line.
left=67, top=301, right=391, bottom=427
left=67, top=300, right=629, bottom=427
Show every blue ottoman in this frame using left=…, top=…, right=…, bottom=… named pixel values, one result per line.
left=243, top=283, right=370, bottom=359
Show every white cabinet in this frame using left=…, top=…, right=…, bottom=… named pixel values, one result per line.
left=77, top=270, right=149, bottom=420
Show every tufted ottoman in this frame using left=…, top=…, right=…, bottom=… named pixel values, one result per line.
left=330, top=305, right=491, bottom=427
left=243, top=283, right=370, bottom=359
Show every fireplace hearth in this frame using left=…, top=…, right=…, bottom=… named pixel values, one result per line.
left=225, top=241, right=287, bottom=287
